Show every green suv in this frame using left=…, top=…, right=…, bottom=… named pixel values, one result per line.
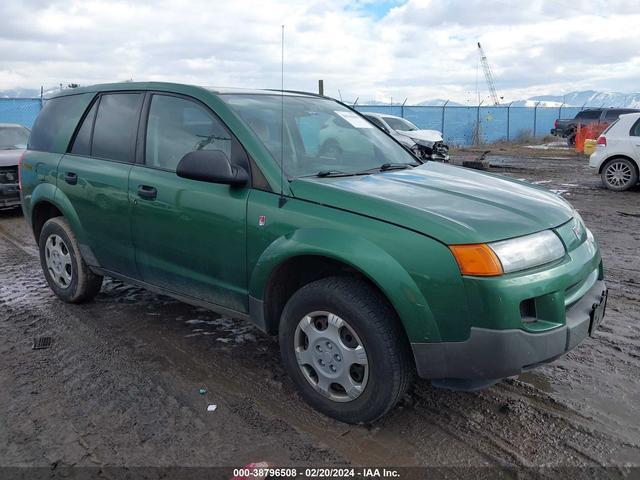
left=21, top=82, right=607, bottom=423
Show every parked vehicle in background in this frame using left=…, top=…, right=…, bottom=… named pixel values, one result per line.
left=589, top=113, right=640, bottom=191
left=21, top=82, right=606, bottom=423
left=0, top=123, right=29, bottom=209
left=552, top=108, right=640, bottom=146
left=361, top=113, right=449, bottom=162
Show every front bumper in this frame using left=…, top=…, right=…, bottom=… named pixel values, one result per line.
left=412, top=278, right=606, bottom=380
left=0, top=183, right=20, bottom=208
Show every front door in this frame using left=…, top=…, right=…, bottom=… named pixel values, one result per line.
left=57, top=92, right=143, bottom=277
left=129, top=93, right=249, bottom=313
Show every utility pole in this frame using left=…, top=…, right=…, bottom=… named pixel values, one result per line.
left=477, top=42, right=500, bottom=106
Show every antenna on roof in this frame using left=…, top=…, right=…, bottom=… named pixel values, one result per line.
left=279, top=24, right=287, bottom=208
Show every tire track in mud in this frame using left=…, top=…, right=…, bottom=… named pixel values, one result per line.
left=0, top=234, right=343, bottom=467
left=1, top=159, right=640, bottom=471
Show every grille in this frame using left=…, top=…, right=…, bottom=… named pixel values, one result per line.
left=0, top=166, right=18, bottom=185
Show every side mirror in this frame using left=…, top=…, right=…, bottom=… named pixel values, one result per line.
left=176, top=150, right=248, bottom=186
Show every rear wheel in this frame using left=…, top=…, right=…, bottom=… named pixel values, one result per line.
left=39, top=217, right=103, bottom=303
left=279, top=277, right=413, bottom=424
left=601, top=158, right=638, bottom=191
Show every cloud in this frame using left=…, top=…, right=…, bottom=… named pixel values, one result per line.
left=0, top=0, right=639, bottom=103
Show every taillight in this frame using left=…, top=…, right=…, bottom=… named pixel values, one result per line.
left=597, top=136, right=607, bottom=146
left=18, top=151, right=25, bottom=191
left=554, top=119, right=558, bottom=128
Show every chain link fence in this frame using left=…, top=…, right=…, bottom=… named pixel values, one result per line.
left=0, top=96, right=584, bottom=147
left=355, top=104, right=585, bottom=146
left=0, top=98, right=43, bottom=129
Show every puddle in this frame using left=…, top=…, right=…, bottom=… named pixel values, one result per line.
left=517, top=371, right=554, bottom=393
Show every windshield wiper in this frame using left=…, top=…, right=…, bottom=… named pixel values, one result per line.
left=380, top=162, right=418, bottom=170
left=353, top=162, right=418, bottom=175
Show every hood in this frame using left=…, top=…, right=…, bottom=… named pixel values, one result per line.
left=398, top=129, right=443, bottom=144
left=0, top=148, right=24, bottom=168
left=289, top=162, right=574, bottom=244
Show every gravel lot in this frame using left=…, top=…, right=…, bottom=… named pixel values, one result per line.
left=1, top=148, right=639, bottom=475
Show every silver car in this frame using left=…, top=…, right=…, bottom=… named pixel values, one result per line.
left=362, top=113, right=449, bottom=162
left=0, top=123, right=29, bottom=209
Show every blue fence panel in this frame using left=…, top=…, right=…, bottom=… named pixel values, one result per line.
left=506, top=107, right=534, bottom=141
left=559, top=107, right=582, bottom=121
left=479, top=106, right=508, bottom=143
left=443, top=107, right=477, bottom=146
left=534, top=108, right=559, bottom=138
left=403, top=106, right=443, bottom=131
left=0, top=98, right=42, bottom=129
left=356, top=105, right=403, bottom=117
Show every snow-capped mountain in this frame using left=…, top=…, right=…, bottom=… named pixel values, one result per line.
left=511, top=90, right=640, bottom=108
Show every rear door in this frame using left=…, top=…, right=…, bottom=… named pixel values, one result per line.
left=129, top=93, right=249, bottom=312
left=57, top=92, right=143, bottom=277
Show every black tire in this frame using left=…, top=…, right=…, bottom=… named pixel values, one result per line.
left=600, top=157, right=639, bottom=191
left=279, top=276, right=414, bottom=424
left=567, top=133, right=576, bottom=146
left=39, top=217, right=103, bottom=303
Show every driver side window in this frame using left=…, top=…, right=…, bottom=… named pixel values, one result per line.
left=145, top=94, right=231, bottom=171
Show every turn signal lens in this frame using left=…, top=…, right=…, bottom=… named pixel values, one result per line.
left=449, top=243, right=504, bottom=276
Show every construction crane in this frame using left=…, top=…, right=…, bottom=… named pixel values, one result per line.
left=477, top=42, right=501, bottom=106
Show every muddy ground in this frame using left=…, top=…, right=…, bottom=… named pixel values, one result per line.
left=0, top=147, right=639, bottom=476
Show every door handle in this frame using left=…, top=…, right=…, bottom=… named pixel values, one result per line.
left=137, top=185, right=157, bottom=200
left=64, top=172, right=78, bottom=185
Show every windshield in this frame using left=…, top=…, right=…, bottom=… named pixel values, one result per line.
left=382, top=116, right=418, bottom=132
left=221, top=94, right=418, bottom=178
left=0, top=125, right=30, bottom=149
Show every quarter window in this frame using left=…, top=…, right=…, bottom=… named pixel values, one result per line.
left=145, top=94, right=231, bottom=171
left=91, top=93, right=142, bottom=162
left=70, top=101, right=98, bottom=156
left=631, top=119, right=640, bottom=137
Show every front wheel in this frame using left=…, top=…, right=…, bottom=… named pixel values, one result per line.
left=279, top=277, right=413, bottom=424
left=601, top=158, right=638, bottom=191
left=39, top=217, right=103, bottom=303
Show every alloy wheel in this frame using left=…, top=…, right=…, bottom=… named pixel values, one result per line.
left=604, top=160, right=633, bottom=189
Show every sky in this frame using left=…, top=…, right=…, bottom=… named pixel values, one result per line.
left=1, top=0, right=640, bottom=104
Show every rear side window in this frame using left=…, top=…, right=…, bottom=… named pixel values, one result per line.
left=631, top=119, right=640, bottom=137
left=29, top=94, right=92, bottom=152
left=145, top=94, right=232, bottom=171
left=92, top=93, right=142, bottom=162
left=70, top=101, right=98, bottom=156
left=576, top=110, right=601, bottom=120
left=603, top=110, right=623, bottom=121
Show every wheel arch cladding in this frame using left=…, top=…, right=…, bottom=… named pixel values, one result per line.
left=30, top=185, right=87, bottom=246
left=248, top=228, right=441, bottom=342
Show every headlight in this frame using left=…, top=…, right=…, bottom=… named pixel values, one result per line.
left=489, top=230, right=565, bottom=273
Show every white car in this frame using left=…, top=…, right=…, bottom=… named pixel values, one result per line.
left=589, top=112, right=640, bottom=191
left=361, top=113, right=449, bottom=162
